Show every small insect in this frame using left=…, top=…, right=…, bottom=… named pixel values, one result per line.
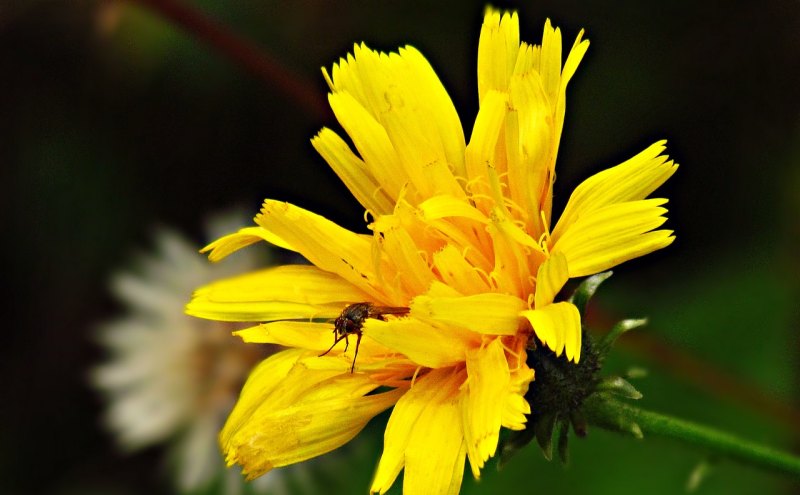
left=320, top=302, right=409, bottom=373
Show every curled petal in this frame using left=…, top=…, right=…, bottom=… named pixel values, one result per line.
left=201, top=226, right=291, bottom=261
left=534, top=251, right=569, bottom=308
left=521, top=301, right=582, bottom=362
left=222, top=352, right=403, bottom=479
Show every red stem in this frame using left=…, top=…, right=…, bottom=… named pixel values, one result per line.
left=129, top=0, right=330, bottom=121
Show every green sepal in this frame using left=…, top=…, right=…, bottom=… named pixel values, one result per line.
left=624, top=366, right=649, bottom=380
left=596, top=375, right=644, bottom=400
left=686, top=457, right=717, bottom=492
left=583, top=394, right=644, bottom=439
left=557, top=420, right=570, bottom=465
left=597, top=318, right=648, bottom=357
left=569, top=271, right=613, bottom=317
left=498, top=423, right=537, bottom=468
left=534, top=413, right=558, bottom=461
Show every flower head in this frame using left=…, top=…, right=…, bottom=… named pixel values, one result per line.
left=187, top=8, right=677, bottom=494
left=92, top=214, right=284, bottom=492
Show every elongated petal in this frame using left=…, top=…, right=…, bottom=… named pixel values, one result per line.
left=553, top=199, right=673, bottom=277
left=256, top=200, right=378, bottom=295
left=561, top=29, right=590, bottom=91
left=411, top=292, right=526, bottom=335
left=363, top=318, right=477, bottom=368
left=371, top=368, right=466, bottom=495
left=463, top=339, right=508, bottom=478
left=186, top=265, right=370, bottom=321
left=234, top=321, right=391, bottom=358
left=551, top=141, right=677, bottom=242
left=201, top=226, right=291, bottom=262
left=311, top=128, right=395, bottom=215
left=521, top=301, right=582, bottom=362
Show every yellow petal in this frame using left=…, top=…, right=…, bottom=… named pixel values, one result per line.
left=328, top=91, right=406, bottom=201
left=538, top=19, right=562, bottom=109
left=432, top=245, right=491, bottom=295
left=256, top=200, right=379, bottom=295
left=377, top=49, right=466, bottom=200
left=505, top=69, right=551, bottom=235
left=534, top=251, right=569, bottom=308
left=521, top=301, right=582, bottom=362
left=371, top=368, right=466, bottom=495
left=223, top=355, right=403, bottom=479
left=234, top=321, right=390, bottom=358
left=325, top=44, right=466, bottom=203
left=220, top=349, right=307, bottom=449
left=186, top=265, right=370, bottom=321
left=201, top=226, right=291, bottom=262
left=363, top=317, right=477, bottom=368
left=477, top=9, right=519, bottom=101
left=485, top=209, right=545, bottom=296
left=502, top=342, right=535, bottom=430
left=465, top=90, right=508, bottom=214
left=561, top=29, right=590, bottom=91
left=551, top=141, right=678, bottom=242
left=411, top=291, right=526, bottom=335
left=311, top=128, right=395, bottom=215
left=462, top=339, right=508, bottom=478
left=418, top=195, right=489, bottom=224
left=395, top=46, right=467, bottom=180
left=375, top=224, right=434, bottom=297
left=552, top=199, right=673, bottom=277
left=502, top=391, right=531, bottom=431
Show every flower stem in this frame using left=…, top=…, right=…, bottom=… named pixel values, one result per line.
left=583, top=394, right=800, bottom=479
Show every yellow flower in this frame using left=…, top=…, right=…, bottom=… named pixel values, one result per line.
left=187, top=8, right=677, bottom=494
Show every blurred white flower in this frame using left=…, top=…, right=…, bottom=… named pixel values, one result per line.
left=92, top=212, right=291, bottom=493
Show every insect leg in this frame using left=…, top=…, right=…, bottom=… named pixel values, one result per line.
left=350, top=332, right=362, bottom=374
left=319, top=333, right=346, bottom=357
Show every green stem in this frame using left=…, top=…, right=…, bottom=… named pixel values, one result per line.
left=583, top=394, right=800, bottom=479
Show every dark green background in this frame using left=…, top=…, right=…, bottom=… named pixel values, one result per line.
left=2, top=0, right=798, bottom=493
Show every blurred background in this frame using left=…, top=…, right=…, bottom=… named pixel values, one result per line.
left=2, top=0, right=799, bottom=493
